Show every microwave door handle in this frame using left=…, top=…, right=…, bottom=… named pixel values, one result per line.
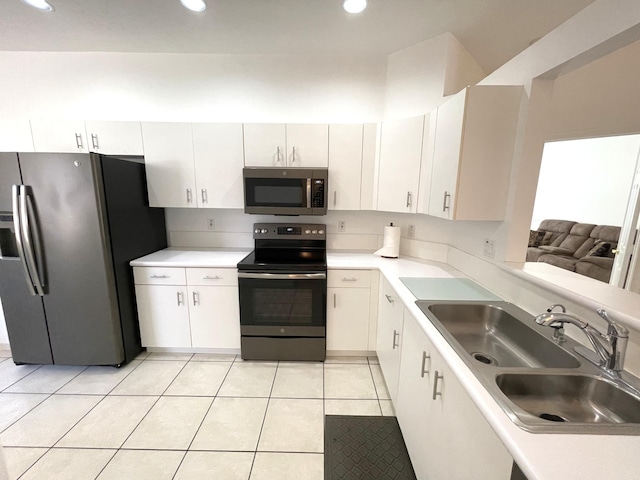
left=20, top=186, right=45, bottom=296
left=12, top=185, right=37, bottom=295
left=307, top=178, right=312, bottom=208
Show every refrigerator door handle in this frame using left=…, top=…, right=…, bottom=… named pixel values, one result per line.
left=12, top=185, right=37, bottom=295
left=19, top=186, right=45, bottom=296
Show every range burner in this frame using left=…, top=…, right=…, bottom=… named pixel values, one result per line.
left=237, top=223, right=327, bottom=361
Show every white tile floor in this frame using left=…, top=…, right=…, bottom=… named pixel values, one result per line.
left=0, top=350, right=393, bottom=479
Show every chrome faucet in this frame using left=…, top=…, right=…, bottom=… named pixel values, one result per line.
left=535, top=305, right=629, bottom=372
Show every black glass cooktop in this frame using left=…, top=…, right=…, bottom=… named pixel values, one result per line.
left=237, top=249, right=327, bottom=272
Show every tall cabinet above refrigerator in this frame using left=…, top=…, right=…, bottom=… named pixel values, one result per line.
left=0, top=152, right=167, bottom=366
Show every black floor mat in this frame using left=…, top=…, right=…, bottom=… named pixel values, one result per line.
left=324, top=415, right=417, bottom=480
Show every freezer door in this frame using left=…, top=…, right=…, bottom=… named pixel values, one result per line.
left=18, top=153, right=124, bottom=365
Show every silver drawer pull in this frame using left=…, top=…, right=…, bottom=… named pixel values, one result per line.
left=442, top=191, right=451, bottom=212
left=333, top=293, right=337, bottom=309
left=75, top=133, right=83, bottom=149
left=392, top=330, right=399, bottom=349
left=341, top=277, right=358, bottom=282
left=421, top=351, right=431, bottom=377
left=432, top=371, right=444, bottom=400
left=203, top=275, right=221, bottom=280
left=193, top=291, right=200, bottom=306
left=385, top=294, right=394, bottom=304
left=177, top=291, right=184, bottom=306
left=150, top=275, right=170, bottom=279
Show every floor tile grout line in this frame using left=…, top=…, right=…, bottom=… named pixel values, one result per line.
left=15, top=445, right=51, bottom=480
left=0, top=362, right=44, bottom=393
left=366, top=360, right=384, bottom=416
left=0, top=392, right=53, bottom=435
left=247, top=360, right=280, bottom=480
left=89, top=448, right=119, bottom=480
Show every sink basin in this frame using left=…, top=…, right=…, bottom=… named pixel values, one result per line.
left=496, top=373, right=640, bottom=432
left=422, top=303, right=580, bottom=369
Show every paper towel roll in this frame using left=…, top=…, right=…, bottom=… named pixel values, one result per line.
left=374, top=225, right=401, bottom=258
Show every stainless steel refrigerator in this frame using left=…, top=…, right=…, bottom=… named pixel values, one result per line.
left=0, top=152, right=167, bottom=366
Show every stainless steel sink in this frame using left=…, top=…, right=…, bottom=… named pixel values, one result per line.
left=416, top=300, right=640, bottom=434
left=496, top=373, right=640, bottom=433
left=419, top=302, right=580, bottom=368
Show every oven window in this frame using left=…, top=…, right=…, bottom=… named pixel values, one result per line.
left=239, top=277, right=326, bottom=328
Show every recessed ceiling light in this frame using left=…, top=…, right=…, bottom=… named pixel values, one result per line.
left=180, top=0, right=206, bottom=13
left=20, top=0, right=54, bottom=11
left=342, top=0, right=367, bottom=14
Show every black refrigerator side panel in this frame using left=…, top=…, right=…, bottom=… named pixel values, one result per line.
left=99, top=155, right=167, bottom=363
left=0, top=153, right=53, bottom=364
left=18, top=153, right=124, bottom=365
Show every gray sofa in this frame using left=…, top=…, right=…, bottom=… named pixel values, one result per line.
left=527, top=219, right=620, bottom=282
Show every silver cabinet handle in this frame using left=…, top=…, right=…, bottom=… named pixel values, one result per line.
left=421, top=351, right=431, bottom=377
left=75, top=133, right=83, bottom=149
left=186, top=188, right=193, bottom=204
left=392, top=330, right=399, bottom=350
left=406, top=191, right=412, bottom=208
left=201, top=189, right=208, bottom=204
left=193, top=291, right=200, bottom=306
left=150, top=275, right=170, bottom=279
left=333, top=293, right=337, bottom=309
left=432, top=371, right=444, bottom=400
left=333, top=190, right=337, bottom=207
left=276, top=146, right=283, bottom=165
left=177, top=291, right=184, bottom=306
left=385, top=294, right=394, bottom=304
left=442, top=191, right=451, bottom=212
left=203, top=275, right=221, bottom=280
left=291, top=146, right=297, bottom=166
left=91, top=133, right=99, bottom=150
left=342, top=277, right=358, bottom=282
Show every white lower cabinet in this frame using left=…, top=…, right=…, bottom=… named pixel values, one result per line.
left=395, top=309, right=513, bottom=480
left=326, top=270, right=372, bottom=351
left=133, top=267, right=240, bottom=350
left=376, top=278, right=404, bottom=403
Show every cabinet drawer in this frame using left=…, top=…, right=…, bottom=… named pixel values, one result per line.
left=133, top=267, right=186, bottom=285
left=186, top=268, right=238, bottom=286
left=328, top=269, right=372, bottom=288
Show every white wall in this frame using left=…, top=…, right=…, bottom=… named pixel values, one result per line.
left=0, top=52, right=387, bottom=123
left=531, top=135, right=640, bottom=229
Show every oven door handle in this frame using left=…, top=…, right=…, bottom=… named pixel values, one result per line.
left=238, top=272, right=327, bottom=280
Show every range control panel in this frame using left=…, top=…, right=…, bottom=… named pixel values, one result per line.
left=252, top=223, right=326, bottom=240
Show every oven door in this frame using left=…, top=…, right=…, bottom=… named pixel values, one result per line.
left=238, top=271, right=326, bottom=337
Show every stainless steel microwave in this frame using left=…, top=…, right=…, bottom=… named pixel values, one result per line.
left=243, top=167, right=328, bottom=215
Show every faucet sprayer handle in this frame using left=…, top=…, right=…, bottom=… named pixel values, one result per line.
left=597, top=308, right=629, bottom=338
left=547, top=303, right=567, bottom=313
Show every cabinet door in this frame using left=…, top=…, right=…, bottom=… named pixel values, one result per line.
left=377, top=116, right=425, bottom=213
left=376, top=278, right=404, bottom=403
left=243, top=123, right=286, bottom=166
left=188, top=286, right=241, bottom=349
left=192, top=123, right=244, bottom=208
left=30, top=119, right=88, bottom=153
left=327, top=287, right=370, bottom=351
left=0, top=120, right=34, bottom=152
left=395, top=310, right=435, bottom=480
left=286, top=123, right=329, bottom=167
left=85, top=121, right=144, bottom=155
left=328, top=124, right=362, bottom=210
left=141, top=122, right=197, bottom=208
left=135, top=285, right=191, bottom=348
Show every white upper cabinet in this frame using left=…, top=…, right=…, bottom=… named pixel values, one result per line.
left=244, top=123, right=328, bottom=167
left=0, top=120, right=34, bottom=152
left=428, top=85, right=523, bottom=220
left=141, top=122, right=197, bottom=208
left=30, top=119, right=88, bottom=153
left=85, top=121, right=144, bottom=155
left=328, top=124, right=364, bottom=210
left=192, top=123, right=245, bottom=209
left=243, top=123, right=287, bottom=166
left=286, top=123, right=328, bottom=167
left=376, top=115, right=425, bottom=213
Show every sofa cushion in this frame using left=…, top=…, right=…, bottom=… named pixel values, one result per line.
left=575, top=256, right=615, bottom=282
left=528, top=230, right=553, bottom=247
left=537, top=219, right=577, bottom=247
left=538, top=254, right=579, bottom=271
left=590, top=225, right=621, bottom=243
left=557, top=223, right=597, bottom=258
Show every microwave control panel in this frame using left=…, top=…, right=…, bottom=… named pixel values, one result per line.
left=312, top=179, right=325, bottom=208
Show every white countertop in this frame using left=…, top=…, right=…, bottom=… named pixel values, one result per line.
left=130, top=248, right=640, bottom=480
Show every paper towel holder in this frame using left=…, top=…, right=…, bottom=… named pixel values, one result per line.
left=374, top=222, right=401, bottom=259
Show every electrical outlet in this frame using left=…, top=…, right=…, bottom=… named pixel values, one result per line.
left=483, top=238, right=495, bottom=258
left=408, top=225, right=415, bottom=238
left=207, top=218, right=215, bottom=231
left=338, top=220, right=346, bottom=232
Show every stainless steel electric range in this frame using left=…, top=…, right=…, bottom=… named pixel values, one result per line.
left=237, top=223, right=327, bottom=361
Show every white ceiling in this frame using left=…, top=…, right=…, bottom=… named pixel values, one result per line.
left=1, top=0, right=595, bottom=73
